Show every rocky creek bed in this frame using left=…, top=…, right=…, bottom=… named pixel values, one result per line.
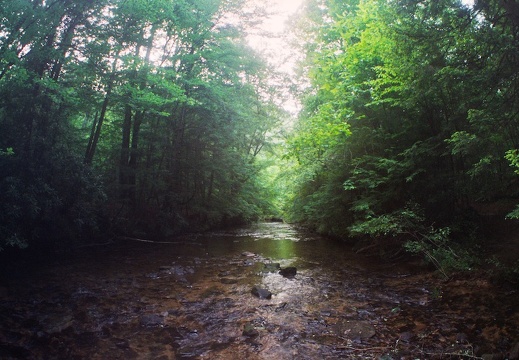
left=0, top=222, right=518, bottom=359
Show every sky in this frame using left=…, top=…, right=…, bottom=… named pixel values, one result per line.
left=258, top=0, right=305, bottom=33
left=245, top=0, right=305, bottom=114
left=246, top=0, right=304, bottom=71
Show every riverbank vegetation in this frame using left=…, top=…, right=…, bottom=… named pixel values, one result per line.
left=283, top=0, right=519, bottom=275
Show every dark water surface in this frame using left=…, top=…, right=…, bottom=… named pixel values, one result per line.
left=0, top=222, right=517, bottom=359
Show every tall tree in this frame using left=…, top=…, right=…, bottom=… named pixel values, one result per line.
left=287, top=0, right=519, bottom=268
left=0, top=0, right=109, bottom=249
left=0, top=0, right=284, bottom=248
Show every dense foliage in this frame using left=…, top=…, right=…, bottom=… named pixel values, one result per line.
left=0, top=0, right=283, bottom=250
left=286, top=0, right=519, bottom=269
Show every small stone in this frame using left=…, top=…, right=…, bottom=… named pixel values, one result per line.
left=263, top=263, right=281, bottom=273
left=242, top=251, right=255, bottom=257
left=243, top=322, right=259, bottom=337
left=251, top=286, right=272, bottom=299
left=42, top=314, right=74, bottom=334
left=279, top=267, right=297, bottom=277
left=334, top=320, right=376, bottom=341
left=399, top=331, right=415, bottom=343
left=139, top=314, right=164, bottom=327
left=456, top=332, right=469, bottom=344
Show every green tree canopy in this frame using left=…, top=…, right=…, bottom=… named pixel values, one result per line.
left=285, top=0, right=519, bottom=269
left=0, top=0, right=284, bottom=249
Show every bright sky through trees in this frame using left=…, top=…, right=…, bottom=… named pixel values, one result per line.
left=246, top=0, right=304, bottom=72
left=245, top=0, right=304, bottom=114
left=244, top=0, right=474, bottom=114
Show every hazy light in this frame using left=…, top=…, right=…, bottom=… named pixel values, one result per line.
left=246, top=0, right=305, bottom=115
left=246, top=0, right=304, bottom=69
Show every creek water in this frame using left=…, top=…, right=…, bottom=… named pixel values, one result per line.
left=0, top=222, right=517, bottom=359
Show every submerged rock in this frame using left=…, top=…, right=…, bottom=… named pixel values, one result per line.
left=251, top=286, right=272, bottom=299
left=263, top=263, right=281, bottom=273
left=333, top=320, right=376, bottom=341
left=242, top=322, right=259, bottom=337
left=40, top=313, right=74, bottom=334
left=399, top=331, right=415, bottom=343
left=279, top=267, right=297, bottom=278
left=139, top=314, right=164, bottom=327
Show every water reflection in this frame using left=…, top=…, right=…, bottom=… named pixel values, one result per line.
left=269, top=238, right=296, bottom=259
left=205, top=222, right=342, bottom=267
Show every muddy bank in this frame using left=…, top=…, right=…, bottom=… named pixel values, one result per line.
left=0, top=223, right=517, bottom=359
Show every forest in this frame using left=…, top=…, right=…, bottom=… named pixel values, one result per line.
left=2, top=0, right=519, bottom=277
left=0, top=0, right=287, bottom=250
left=285, top=0, right=519, bottom=275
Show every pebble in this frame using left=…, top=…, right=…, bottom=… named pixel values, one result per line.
left=251, top=286, right=272, bottom=299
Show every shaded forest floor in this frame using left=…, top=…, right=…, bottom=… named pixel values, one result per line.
left=0, top=223, right=518, bottom=359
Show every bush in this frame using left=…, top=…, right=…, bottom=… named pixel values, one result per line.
left=349, top=203, right=478, bottom=277
left=0, top=148, right=106, bottom=251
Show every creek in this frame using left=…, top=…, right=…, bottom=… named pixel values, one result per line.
left=0, top=222, right=517, bottom=359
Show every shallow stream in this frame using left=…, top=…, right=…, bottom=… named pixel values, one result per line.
left=0, top=222, right=517, bottom=359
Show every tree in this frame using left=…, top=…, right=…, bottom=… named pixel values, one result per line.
left=0, top=0, right=109, bottom=250
left=0, top=0, right=285, bottom=249
left=286, top=0, right=519, bottom=269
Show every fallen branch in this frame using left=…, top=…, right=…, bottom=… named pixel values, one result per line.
left=118, top=236, right=202, bottom=246
left=336, top=339, right=389, bottom=352
left=410, top=343, right=482, bottom=359
left=336, top=346, right=389, bottom=352
left=334, top=340, right=482, bottom=359
left=421, top=351, right=482, bottom=359
left=354, top=242, right=378, bottom=254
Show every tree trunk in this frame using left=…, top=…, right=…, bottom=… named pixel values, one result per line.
left=120, top=104, right=133, bottom=199
left=127, top=110, right=144, bottom=206
left=84, top=61, right=118, bottom=165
